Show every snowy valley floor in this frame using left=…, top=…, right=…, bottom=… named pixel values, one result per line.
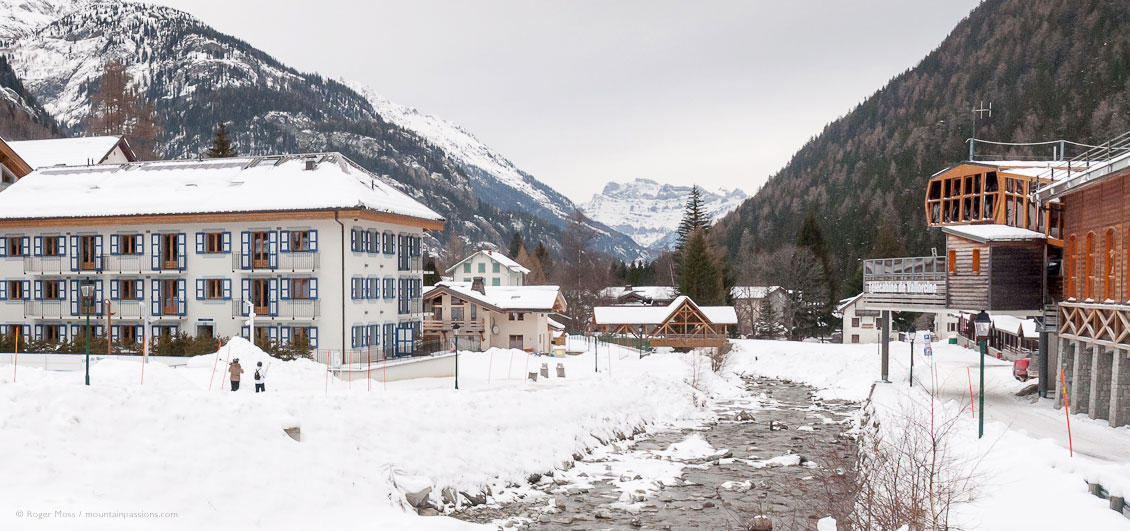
left=729, top=339, right=1130, bottom=530
left=1, top=338, right=1129, bottom=530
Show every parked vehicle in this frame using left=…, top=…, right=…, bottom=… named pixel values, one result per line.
left=1013, top=357, right=1031, bottom=382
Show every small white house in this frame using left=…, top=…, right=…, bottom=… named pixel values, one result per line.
left=7, top=135, right=137, bottom=168
left=446, top=250, right=529, bottom=286
left=837, top=294, right=892, bottom=344
left=423, top=278, right=566, bottom=353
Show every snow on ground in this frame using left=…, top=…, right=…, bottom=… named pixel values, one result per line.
left=729, top=339, right=1130, bottom=530
left=0, top=339, right=740, bottom=530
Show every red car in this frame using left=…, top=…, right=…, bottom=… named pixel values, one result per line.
left=1013, top=357, right=1031, bottom=382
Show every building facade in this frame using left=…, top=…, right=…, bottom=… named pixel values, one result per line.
left=422, top=279, right=566, bottom=353
left=731, top=285, right=788, bottom=337
left=446, top=250, right=529, bottom=286
left=0, top=153, right=443, bottom=357
left=837, top=294, right=892, bottom=344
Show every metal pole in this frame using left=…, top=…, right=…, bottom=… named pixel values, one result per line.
left=84, top=299, right=91, bottom=386
left=881, top=311, right=890, bottom=382
left=454, top=333, right=459, bottom=390
left=979, top=338, right=986, bottom=438
left=909, top=335, right=915, bottom=388
left=1038, top=330, right=1049, bottom=398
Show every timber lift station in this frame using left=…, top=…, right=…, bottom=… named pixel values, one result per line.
left=863, top=132, right=1130, bottom=428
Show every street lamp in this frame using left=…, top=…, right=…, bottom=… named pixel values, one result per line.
left=80, top=279, right=94, bottom=386
left=452, top=323, right=460, bottom=390
left=973, top=310, right=992, bottom=439
left=908, top=324, right=917, bottom=388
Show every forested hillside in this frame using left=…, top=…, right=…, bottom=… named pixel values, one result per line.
left=716, top=0, right=1130, bottom=295
left=0, top=55, right=59, bottom=140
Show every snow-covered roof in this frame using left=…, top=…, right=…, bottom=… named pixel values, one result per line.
left=6, top=135, right=131, bottom=168
left=990, top=315, right=1038, bottom=339
left=0, top=153, right=444, bottom=223
left=836, top=294, right=864, bottom=314
left=425, top=282, right=563, bottom=312
left=593, top=296, right=737, bottom=325
left=599, top=285, right=678, bottom=301
left=730, top=286, right=783, bottom=299
left=445, top=250, right=530, bottom=275
left=547, top=317, right=564, bottom=330
left=942, top=224, right=1046, bottom=243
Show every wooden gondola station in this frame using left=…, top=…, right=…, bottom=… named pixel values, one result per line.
left=861, top=132, right=1130, bottom=428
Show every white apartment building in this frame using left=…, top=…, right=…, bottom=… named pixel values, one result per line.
left=446, top=249, right=529, bottom=286
left=0, top=153, right=444, bottom=357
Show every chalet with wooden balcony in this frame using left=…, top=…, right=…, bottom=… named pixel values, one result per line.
left=422, top=278, right=566, bottom=353
left=592, top=296, right=736, bottom=349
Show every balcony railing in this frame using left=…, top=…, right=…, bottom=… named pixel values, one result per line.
left=231, top=298, right=319, bottom=320
left=232, top=252, right=319, bottom=271
left=113, top=300, right=146, bottom=320
left=104, top=254, right=148, bottom=274
left=24, top=300, right=67, bottom=319
left=422, top=318, right=485, bottom=333
left=23, top=256, right=67, bottom=274
left=23, top=254, right=154, bottom=274
left=862, top=256, right=948, bottom=310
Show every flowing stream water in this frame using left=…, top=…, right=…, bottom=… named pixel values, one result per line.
left=451, top=377, right=860, bottom=530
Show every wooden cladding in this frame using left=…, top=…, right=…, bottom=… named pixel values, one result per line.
left=924, top=164, right=1063, bottom=244
left=945, top=233, right=1044, bottom=311
left=1060, top=170, right=1130, bottom=304
left=0, top=208, right=445, bottom=232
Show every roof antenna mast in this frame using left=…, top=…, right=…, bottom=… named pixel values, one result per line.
left=969, top=101, right=992, bottom=161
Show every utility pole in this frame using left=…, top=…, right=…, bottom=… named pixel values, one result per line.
left=969, top=101, right=992, bottom=160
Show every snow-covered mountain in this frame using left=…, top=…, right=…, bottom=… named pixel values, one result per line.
left=0, top=0, right=646, bottom=261
left=583, top=179, right=747, bottom=255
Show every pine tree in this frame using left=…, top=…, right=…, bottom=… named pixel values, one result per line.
left=508, top=232, right=524, bottom=259
left=753, top=297, right=783, bottom=338
left=206, top=122, right=238, bottom=158
left=677, top=230, right=725, bottom=305
left=676, top=186, right=710, bottom=250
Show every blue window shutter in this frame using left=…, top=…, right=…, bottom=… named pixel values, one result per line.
left=176, top=279, right=186, bottom=315
left=33, top=280, right=42, bottom=300
left=280, top=231, right=290, bottom=252
left=195, top=232, right=204, bottom=254
left=309, top=230, right=318, bottom=252
left=33, top=236, right=42, bottom=256
left=240, top=232, right=251, bottom=269
left=268, top=278, right=278, bottom=316
left=93, top=281, right=103, bottom=313
left=309, top=327, right=318, bottom=348
left=280, top=277, right=290, bottom=300
left=240, top=279, right=251, bottom=315
left=223, top=279, right=232, bottom=300
left=0, top=281, right=6, bottom=300
left=21, top=280, right=29, bottom=300
left=281, top=326, right=291, bottom=343
left=177, top=233, right=186, bottom=270
left=110, top=279, right=120, bottom=300
left=111, top=325, right=120, bottom=342
left=151, top=280, right=160, bottom=316
left=268, top=231, right=278, bottom=269
left=241, top=326, right=249, bottom=339
left=361, top=230, right=370, bottom=253
left=350, top=278, right=358, bottom=300
left=350, top=228, right=358, bottom=252
left=110, top=234, right=120, bottom=255
left=222, top=232, right=231, bottom=254
left=69, top=236, right=79, bottom=271
left=0, top=240, right=6, bottom=258
left=195, top=279, right=205, bottom=300
left=34, top=324, right=42, bottom=340
left=94, top=235, right=103, bottom=270
left=69, top=281, right=79, bottom=315
left=135, top=325, right=143, bottom=340
left=21, top=237, right=29, bottom=256
left=134, top=280, right=144, bottom=301
left=151, top=234, right=160, bottom=270
left=350, top=326, right=356, bottom=348
left=309, top=278, right=318, bottom=300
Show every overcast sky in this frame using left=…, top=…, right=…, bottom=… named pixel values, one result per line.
left=148, top=0, right=980, bottom=203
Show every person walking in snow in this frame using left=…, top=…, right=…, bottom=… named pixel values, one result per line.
left=254, top=361, right=267, bottom=393
left=229, top=358, right=244, bottom=391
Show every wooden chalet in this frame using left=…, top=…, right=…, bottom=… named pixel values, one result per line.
left=592, top=296, right=736, bottom=348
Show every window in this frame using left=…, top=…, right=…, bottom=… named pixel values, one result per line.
left=290, top=231, right=310, bottom=252
left=851, top=317, right=860, bottom=328
left=121, top=326, right=138, bottom=344
left=851, top=334, right=860, bottom=344
left=251, top=232, right=269, bottom=268
left=251, top=278, right=269, bottom=314
left=120, top=279, right=139, bottom=301
left=478, top=263, right=485, bottom=273
left=1105, top=228, right=1116, bottom=301
left=492, top=278, right=500, bottom=286
left=1086, top=232, right=1096, bottom=300
left=80, top=235, right=97, bottom=270
left=1066, top=235, right=1077, bottom=299
left=7, top=237, right=23, bottom=257
left=433, top=305, right=443, bottom=320
left=44, top=325, right=61, bottom=342
left=948, top=323, right=957, bottom=332
left=43, top=236, right=61, bottom=257
left=463, top=263, right=471, bottom=274
left=162, top=233, right=179, bottom=269
left=204, top=232, right=224, bottom=254
left=509, top=335, right=524, bottom=349
left=8, top=280, right=24, bottom=299
left=492, top=263, right=500, bottom=273
left=120, top=234, right=139, bottom=255
left=291, top=278, right=310, bottom=300
left=947, top=250, right=956, bottom=273
left=44, top=280, right=62, bottom=300
left=874, top=317, right=882, bottom=326
left=972, top=249, right=981, bottom=274
left=205, top=279, right=224, bottom=300
left=451, top=306, right=464, bottom=321
left=508, top=312, right=525, bottom=321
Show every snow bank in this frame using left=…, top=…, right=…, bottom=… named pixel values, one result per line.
left=0, top=339, right=730, bottom=530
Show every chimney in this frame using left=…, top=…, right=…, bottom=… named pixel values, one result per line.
left=304, top=154, right=318, bottom=171
left=471, top=277, right=486, bottom=295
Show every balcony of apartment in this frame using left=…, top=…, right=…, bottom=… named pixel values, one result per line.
left=422, top=318, right=485, bottom=334
left=113, top=300, right=147, bottom=320
left=232, top=252, right=319, bottom=272
left=23, top=255, right=69, bottom=274
left=23, top=300, right=69, bottom=319
left=231, top=298, right=319, bottom=320
left=861, top=256, right=948, bottom=312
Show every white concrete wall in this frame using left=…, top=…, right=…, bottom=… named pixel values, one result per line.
left=101, top=145, right=133, bottom=164
left=426, top=292, right=552, bottom=353
left=841, top=304, right=891, bottom=344
left=0, top=215, right=426, bottom=355
left=451, top=252, right=525, bottom=286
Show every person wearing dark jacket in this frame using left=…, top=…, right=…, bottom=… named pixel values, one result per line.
left=229, top=358, right=244, bottom=391
left=254, top=361, right=267, bottom=393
